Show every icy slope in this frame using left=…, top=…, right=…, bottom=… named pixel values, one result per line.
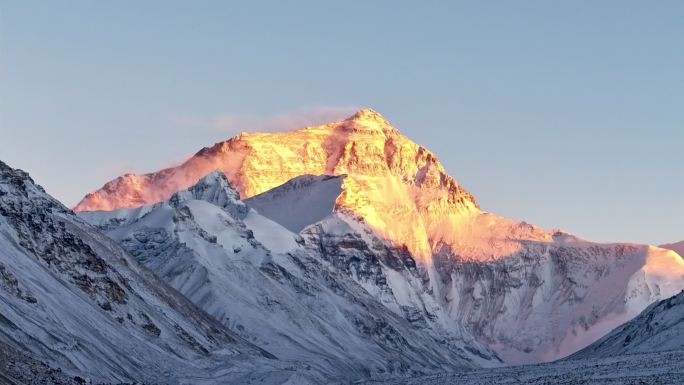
left=80, top=171, right=500, bottom=382
left=0, top=161, right=307, bottom=384
left=245, top=175, right=343, bottom=233
left=571, top=289, right=684, bottom=358
left=244, top=174, right=684, bottom=364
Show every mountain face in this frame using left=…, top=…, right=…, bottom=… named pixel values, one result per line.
left=80, top=171, right=499, bottom=382
left=0, top=161, right=313, bottom=384
left=571, top=289, right=684, bottom=359
left=75, top=109, right=684, bottom=364
left=661, top=240, right=684, bottom=257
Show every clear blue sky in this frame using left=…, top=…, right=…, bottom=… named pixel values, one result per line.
left=1, top=1, right=682, bottom=245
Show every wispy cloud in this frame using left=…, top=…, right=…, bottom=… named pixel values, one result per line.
left=169, top=105, right=360, bottom=134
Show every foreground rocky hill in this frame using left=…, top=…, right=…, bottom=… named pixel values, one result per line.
left=0, top=161, right=315, bottom=384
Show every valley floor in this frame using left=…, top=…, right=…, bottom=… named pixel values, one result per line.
left=361, top=350, right=684, bottom=385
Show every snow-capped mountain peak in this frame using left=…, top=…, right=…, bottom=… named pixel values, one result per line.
left=345, top=108, right=395, bottom=132
left=74, top=109, right=478, bottom=260
left=170, top=169, right=248, bottom=220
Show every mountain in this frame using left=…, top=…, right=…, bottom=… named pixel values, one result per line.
left=661, top=240, right=684, bottom=257
left=0, top=161, right=314, bottom=384
left=75, top=109, right=684, bottom=364
left=80, top=171, right=500, bottom=382
left=74, top=108, right=477, bottom=260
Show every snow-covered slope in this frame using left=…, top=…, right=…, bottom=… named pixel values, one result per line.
left=0, top=161, right=311, bottom=384
left=439, top=239, right=684, bottom=363
left=245, top=175, right=343, bottom=233
left=75, top=109, right=684, bottom=364
left=80, top=171, right=500, bottom=382
left=571, top=289, right=684, bottom=358
left=661, top=240, right=684, bottom=257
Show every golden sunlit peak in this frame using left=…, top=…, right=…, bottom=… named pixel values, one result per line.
left=347, top=108, right=392, bottom=127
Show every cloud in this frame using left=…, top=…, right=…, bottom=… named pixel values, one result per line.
left=95, top=160, right=141, bottom=176
left=169, top=105, right=360, bottom=134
